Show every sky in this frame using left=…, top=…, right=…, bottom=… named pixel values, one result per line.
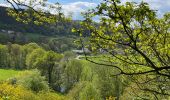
left=48, top=0, right=100, bottom=4
left=0, top=0, right=170, bottom=20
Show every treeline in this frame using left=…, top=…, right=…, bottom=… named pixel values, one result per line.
left=0, top=34, right=78, bottom=53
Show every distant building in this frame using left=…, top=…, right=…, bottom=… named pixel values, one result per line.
left=72, top=48, right=90, bottom=55
left=1, top=29, right=6, bottom=33
left=7, top=30, right=15, bottom=34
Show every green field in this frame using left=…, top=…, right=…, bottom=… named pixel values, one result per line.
left=0, top=69, right=20, bottom=80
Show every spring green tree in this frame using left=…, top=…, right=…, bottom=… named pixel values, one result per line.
left=26, top=48, right=46, bottom=69
left=0, top=44, right=8, bottom=67
left=73, top=0, right=170, bottom=98
left=9, top=70, right=49, bottom=93
left=33, top=51, right=63, bottom=86
left=62, top=59, right=83, bottom=92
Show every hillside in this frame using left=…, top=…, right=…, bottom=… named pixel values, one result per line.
left=0, top=6, right=80, bottom=36
left=0, top=6, right=80, bottom=52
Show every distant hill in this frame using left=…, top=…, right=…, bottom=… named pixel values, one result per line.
left=0, top=6, right=80, bottom=52
left=0, top=6, right=80, bottom=36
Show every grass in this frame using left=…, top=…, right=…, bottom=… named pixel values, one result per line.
left=0, top=69, right=20, bottom=80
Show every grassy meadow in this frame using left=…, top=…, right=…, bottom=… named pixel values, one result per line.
left=0, top=69, right=20, bottom=80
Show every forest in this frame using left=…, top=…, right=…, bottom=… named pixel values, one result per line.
left=0, top=0, right=169, bottom=100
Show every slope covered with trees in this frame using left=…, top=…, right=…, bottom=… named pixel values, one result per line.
left=0, top=6, right=80, bottom=36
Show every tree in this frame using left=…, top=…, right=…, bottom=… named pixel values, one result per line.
left=10, top=70, right=49, bottom=93
left=7, top=44, right=22, bottom=69
left=22, top=43, right=41, bottom=53
left=67, top=81, right=102, bottom=100
left=26, top=48, right=45, bottom=69
left=4, top=0, right=71, bottom=30
left=62, top=59, right=83, bottom=92
left=94, top=65, right=123, bottom=99
left=34, top=51, right=63, bottom=86
left=63, top=51, right=76, bottom=62
left=73, top=0, right=170, bottom=97
left=0, top=44, right=8, bottom=68
left=21, top=43, right=41, bottom=68
left=4, top=0, right=57, bottom=24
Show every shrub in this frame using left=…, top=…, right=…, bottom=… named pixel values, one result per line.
left=9, top=70, right=49, bottom=93
left=0, top=82, right=38, bottom=100
left=38, top=92, right=65, bottom=100
left=0, top=82, right=65, bottom=100
left=67, top=82, right=102, bottom=100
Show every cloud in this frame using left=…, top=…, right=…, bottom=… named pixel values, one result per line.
left=121, top=0, right=170, bottom=17
left=1, top=0, right=169, bottom=20
left=142, top=0, right=170, bottom=17
left=0, top=3, right=11, bottom=7
left=62, top=2, right=97, bottom=19
left=8, top=0, right=43, bottom=4
left=0, top=0, right=44, bottom=8
left=0, top=0, right=97, bottom=20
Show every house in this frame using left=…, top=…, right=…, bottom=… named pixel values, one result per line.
left=72, top=48, right=90, bottom=55
left=7, top=30, right=15, bottom=34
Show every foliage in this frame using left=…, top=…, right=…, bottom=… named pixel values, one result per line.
left=6, top=1, right=62, bottom=25
left=48, top=37, right=77, bottom=53
left=32, top=51, right=63, bottom=86
left=37, top=92, right=65, bottom=100
left=67, top=82, right=101, bottom=100
left=26, top=48, right=46, bottom=69
left=0, top=4, right=79, bottom=35
left=63, top=51, right=76, bottom=61
left=0, top=82, right=38, bottom=100
left=0, top=82, right=65, bottom=100
left=9, top=70, right=49, bottom=93
left=2, top=0, right=170, bottom=98
left=0, top=43, right=42, bottom=69
left=62, top=59, right=83, bottom=92
left=79, top=82, right=101, bottom=100
left=73, top=0, right=170, bottom=97
left=94, top=65, right=123, bottom=99
left=120, top=81, right=170, bottom=100
left=0, top=44, right=8, bottom=68
left=64, top=60, right=125, bottom=100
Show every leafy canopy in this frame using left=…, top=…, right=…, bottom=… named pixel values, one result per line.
left=73, top=0, right=170, bottom=96
left=5, top=0, right=69, bottom=25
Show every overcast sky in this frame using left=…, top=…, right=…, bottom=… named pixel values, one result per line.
left=0, top=0, right=170, bottom=20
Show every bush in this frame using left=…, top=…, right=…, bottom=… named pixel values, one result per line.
left=0, top=82, right=65, bottom=100
left=67, top=82, right=102, bottom=100
left=0, top=82, right=38, bottom=100
left=9, top=70, right=49, bottom=93
left=38, top=92, right=65, bottom=100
